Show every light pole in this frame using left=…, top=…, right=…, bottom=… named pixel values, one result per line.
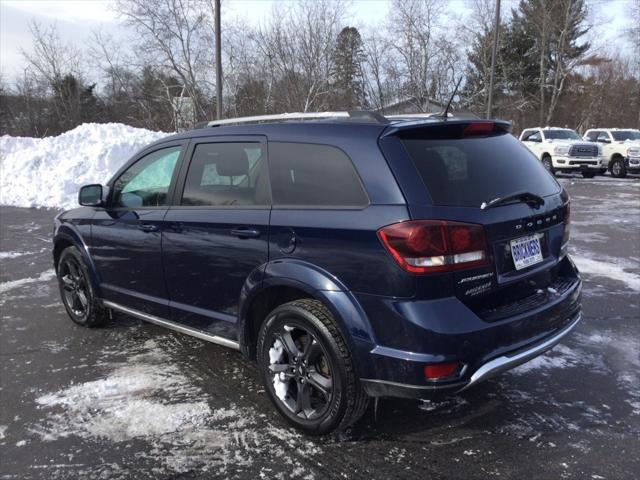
left=487, top=0, right=501, bottom=119
left=215, top=0, right=222, bottom=120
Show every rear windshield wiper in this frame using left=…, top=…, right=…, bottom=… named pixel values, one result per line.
left=480, top=191, right=545, bottom=210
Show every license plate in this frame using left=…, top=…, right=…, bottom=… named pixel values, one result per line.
left=510, top=234, right=543, bottom=271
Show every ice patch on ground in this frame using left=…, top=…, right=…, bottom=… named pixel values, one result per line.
left=0, top=425, right=6, bottom=439
left=572, top=256, right=640, bottom=291
left=32, top=338, right=321, bottom=477
left=0, top=123, right=168, bottom=209
left=35, top=342, right=212, bottom=442
left=0, top=269, right=55, bottom=294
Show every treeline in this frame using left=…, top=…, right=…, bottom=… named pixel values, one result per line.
left=1, top=0, right=638, bottom=137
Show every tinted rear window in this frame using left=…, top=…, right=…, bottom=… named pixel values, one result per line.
left=401, top=133, right=560, bottom=207
left=269, top=142, right=368, bottom=207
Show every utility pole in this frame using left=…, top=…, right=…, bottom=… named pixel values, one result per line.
left=486, top=0, right=501, bottom=119
left=215, top=0, right=222, bottom=120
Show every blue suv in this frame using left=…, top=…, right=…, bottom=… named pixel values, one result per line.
left=53, top=112, right=582, bottom=434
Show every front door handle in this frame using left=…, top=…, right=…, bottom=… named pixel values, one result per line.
left=138, top=223, right=159, bottom=233
left=230, top=228, right=260, bottom=239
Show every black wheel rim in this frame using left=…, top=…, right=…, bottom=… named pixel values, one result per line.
left=60, top=258, right=89, bottom=318
left=267, top=323, right=334, bottom=420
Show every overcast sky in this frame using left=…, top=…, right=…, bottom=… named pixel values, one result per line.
left=0, top=0, right=634, bottom=82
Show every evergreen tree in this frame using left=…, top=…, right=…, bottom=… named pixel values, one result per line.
left=330, top=27, right=368, bottom=109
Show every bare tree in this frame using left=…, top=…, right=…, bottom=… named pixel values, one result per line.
left=249, top=0, right=347, bottom=112
left=115, top=0, right=215, bottom=123
left=362, top=32, right=391, bottom=111
left=21, top=21, right=82, bottom=85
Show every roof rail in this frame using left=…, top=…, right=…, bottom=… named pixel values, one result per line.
left=206, top=110, right=388, bottom=127
left=386, top=113, right=453, bottom=120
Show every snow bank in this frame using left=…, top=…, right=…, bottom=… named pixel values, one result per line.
left=0, top=123, right=168, bottom=209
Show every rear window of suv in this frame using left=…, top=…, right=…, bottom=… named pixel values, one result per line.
left=401, top=131, right=560, bottom=207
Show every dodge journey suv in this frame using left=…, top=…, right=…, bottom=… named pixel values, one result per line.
left=53, top=111, right=582, bottom=434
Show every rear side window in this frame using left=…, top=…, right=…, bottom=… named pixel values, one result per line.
left=181, top=142, right=269, bottom=206
left=401, top=132, right=560, bottom=207
left=268, top=142, right=368, bottom=207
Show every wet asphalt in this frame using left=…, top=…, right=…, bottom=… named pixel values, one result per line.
left=0, top=174, right=638, bottom=479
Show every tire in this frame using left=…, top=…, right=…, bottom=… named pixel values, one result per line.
left=257, top=299, right=369, bottom=435
left=581, top=171, right=596, bottom=178
left=56, top=246, right=108, bottom=327
left=542, top=155, right=555, bottom=175
left=610, top=157, right=627, bottom=178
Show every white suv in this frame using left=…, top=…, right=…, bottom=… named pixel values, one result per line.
left=583, top=128, right=640, bottom=178
left=519, top=127, right=604, bottom=178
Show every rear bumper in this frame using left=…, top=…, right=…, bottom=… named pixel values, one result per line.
left=362, top=312, right=581, bottom=398
left=355, top=257, right=582, bottom=399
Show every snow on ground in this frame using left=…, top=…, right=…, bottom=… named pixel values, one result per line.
left=31, top=337, right=321, bottom=477
left=0, top=269, right=56, bottom=294
left=0, top=251, right=35, bottom=259
left=0, top=123, right=168, bottom=209
left=571, top=255, right=640, bottom=292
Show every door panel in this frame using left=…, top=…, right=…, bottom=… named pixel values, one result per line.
left=163, top=137, right=270, bottom=337
left=90, top=143, right=185, bottom=317
left=163, top=209, right=270, bottom=336
left=92, top=209, right=168, bottom=315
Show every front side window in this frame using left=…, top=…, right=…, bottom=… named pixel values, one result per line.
left=112, top=146, right=182, bottom=208
left=584, top=131, right=599, bottom=141
left=268, top=142, right=368, bottom=207
left=181, top=142, right=268, bottom=206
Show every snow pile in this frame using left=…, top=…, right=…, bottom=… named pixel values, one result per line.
left=0, top=123, right=168, bottom=209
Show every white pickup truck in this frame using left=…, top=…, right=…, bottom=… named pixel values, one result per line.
left=519, top=127, right=604, bottom=178
left=583, top=128, right=640, bottom=178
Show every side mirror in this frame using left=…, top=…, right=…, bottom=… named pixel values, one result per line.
left=79, top=184, right=105, bottom=206
left=598, top=138, right=611, bottom=144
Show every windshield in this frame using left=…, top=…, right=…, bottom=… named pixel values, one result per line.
left=401, top=133, right=561, bottom=207
left=543, top=129, right=581, bottom=140
left=611, top=130, right=640, bottom=141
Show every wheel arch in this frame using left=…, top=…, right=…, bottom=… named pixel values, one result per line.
left=53, top=227, right=102, bottom=297
left=238, top=259, right=376, bottom=377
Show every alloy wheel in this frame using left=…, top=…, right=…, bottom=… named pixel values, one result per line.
left=267, top=324, right=334, bottom=420
left=60, top=258, right=89, bottom=318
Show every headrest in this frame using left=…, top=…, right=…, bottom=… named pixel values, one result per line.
left=214, top=145, right=249, bottom=177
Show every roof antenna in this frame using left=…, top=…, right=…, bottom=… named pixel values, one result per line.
left=439, top=76, right=463, bottom=119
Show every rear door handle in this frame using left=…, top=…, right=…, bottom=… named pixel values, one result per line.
left=230, top=228, right=260, bottom=239
left=138, top=223, right=159, bottom=232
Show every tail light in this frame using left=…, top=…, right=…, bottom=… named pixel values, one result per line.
left=377, top=220, right=489, bottom=274
left=424, top=362, right=460, bottom=380
left=463, top=121, right=494, bottom=136
left=562, top=201, right=570, bottom=244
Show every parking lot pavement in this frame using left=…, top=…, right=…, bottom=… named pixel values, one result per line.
left=1, top=174, right=638, bottom=480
